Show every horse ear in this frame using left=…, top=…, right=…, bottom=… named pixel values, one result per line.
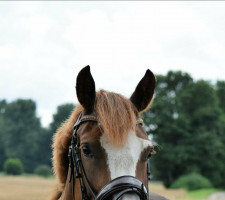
left=76, top=66, right=96, bottom=114
left=130, top=69, right=156, bottom=113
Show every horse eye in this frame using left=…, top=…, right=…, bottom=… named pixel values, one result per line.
left=82, top=145, right=93, bottom=158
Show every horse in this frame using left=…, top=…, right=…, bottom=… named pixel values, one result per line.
left=49, top=66, right=168, bottom=200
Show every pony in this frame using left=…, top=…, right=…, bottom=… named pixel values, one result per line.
left=49, top=66, right=167, bottom=200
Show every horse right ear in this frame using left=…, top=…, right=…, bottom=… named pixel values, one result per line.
left=76, top=66, right=96, bottom=114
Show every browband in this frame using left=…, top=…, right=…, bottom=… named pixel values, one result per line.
left=79, top=115, right=144, bottom=126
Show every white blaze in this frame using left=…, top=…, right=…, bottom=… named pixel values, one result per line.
left=100, top=131, right=153, bottom=180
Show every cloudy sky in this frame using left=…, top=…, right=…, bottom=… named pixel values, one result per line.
left=0, top=1, right=225, bottom=127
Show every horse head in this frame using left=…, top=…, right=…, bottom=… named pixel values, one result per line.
left=51, top=66, right=156, bottom=200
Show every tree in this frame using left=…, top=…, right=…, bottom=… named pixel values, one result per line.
left=38, top=103, right=75, bottom=167
left=50, top=103, right=74, bottom=134
left=0, top=100, right=7, bottom=170
left=3, top=158, right=24, bottom=175
left=2, top=99, right=42, bottom=172
left=0, top=99, right=75, bottom=172
left=35, top=127, right=53, bottom=167
left=143, top=71, right=225, bottom=188
left=216, top=81, right=225, bottom=113
left=181, top=80, right=225, bottom=187
left=143, top=71, right=193, bottom=186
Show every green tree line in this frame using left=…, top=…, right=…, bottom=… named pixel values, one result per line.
left=0, top=71, right=224, bottom=188
left=0, top=100, right=74, bottom=173
left=142, top=71, right=225, bottom=188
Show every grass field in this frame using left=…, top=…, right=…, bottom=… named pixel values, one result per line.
left=0, top=176, right=221, bottom=200
left=0, top=176, right=56, bottom=200
left=188, top=189, right=222, bottom=200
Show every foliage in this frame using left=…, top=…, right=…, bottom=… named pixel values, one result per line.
left=50, top=103, right=74, bottom=134
left=34, top=165, right=52, bottom=177
left=0, top=100, right=7, bottom=171
left=171, top=173, right=212, bottom=191
left=3, top=158, right=24, bottom=175
left=41, top=103, right=74, bottom=166
left=0, top=99, right=43, bottom=172
left=0, top=100, right=74, bottom=173
left=143, top=71, right=225, bottom=188
left=216, top=81, right=225, bottom=113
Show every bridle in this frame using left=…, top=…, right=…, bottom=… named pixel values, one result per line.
left=68, top=112, right=152, bottom=200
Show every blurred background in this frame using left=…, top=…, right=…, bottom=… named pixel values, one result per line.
left=0, top=1, right=224, bottom=200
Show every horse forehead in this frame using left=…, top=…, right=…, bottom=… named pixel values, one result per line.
left=78, top=122, right=102, bottom=142
left=100, top=131, right=152, bottom=154
left=79, top=122, right=151, bottom=148
left=100, top=131, right=152, bottom=179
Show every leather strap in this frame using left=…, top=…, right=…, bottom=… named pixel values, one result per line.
left=95, top=176, right=148, bottom=200
left=69, top=113, right=97, bottom=200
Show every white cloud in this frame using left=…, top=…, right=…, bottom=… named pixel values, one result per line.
left=0, top=1, right=225, bottom=127
left=18, top=15, right=53, bottom=37
left=0, top=44, right=17, bottom=59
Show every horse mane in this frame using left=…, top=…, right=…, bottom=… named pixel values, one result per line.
left=50, top=90, right=136, bottom=199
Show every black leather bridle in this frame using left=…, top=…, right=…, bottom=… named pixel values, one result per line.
left=68, top=113, right=152, bottom=200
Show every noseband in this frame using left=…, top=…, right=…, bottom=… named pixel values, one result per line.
left=68, top=113, right=152, bottom=200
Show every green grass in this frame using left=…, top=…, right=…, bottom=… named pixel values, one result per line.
left=188, top=188, right=221, bottom=199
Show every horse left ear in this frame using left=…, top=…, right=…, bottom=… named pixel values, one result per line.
left=130, top=69, right=156, bottom=113
left=76, top=66, right=96, bottom=114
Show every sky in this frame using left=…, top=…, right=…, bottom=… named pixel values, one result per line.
left=0, top=1, right=225, bottom=127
